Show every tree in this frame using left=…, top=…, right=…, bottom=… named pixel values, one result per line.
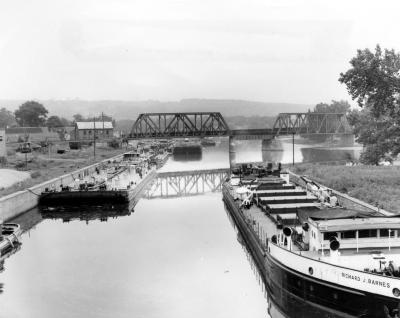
left=307, top=100, right=351, bottom=142
left=339, top=45, right=400, bottom=164
left=15, top=101, right=48, bottom=127
left=46, top=116, right=64, bottom=128
left=60, top=117, right=71, bottom=126
left=72, top=113, right=84, bottom=122
left=0, top=107, right=17, bottom=128
left=72, top=113, right=115, bottom=126
left=313, top=100, right=351, bottom=113
left=94, top=113, right=115, bottom=127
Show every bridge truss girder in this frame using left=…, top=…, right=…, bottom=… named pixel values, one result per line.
left=272, top=113, right=352, bottom=136
left=130, top=112, right=230, bottom=139
left=144, top=169, right=229, bottom=199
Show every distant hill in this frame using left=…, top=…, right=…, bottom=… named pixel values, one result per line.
left=0, top=99, right=311, bottom=121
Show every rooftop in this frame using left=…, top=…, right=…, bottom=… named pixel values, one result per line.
left=76, top=122, right=113, bottom=130
left=313, top=216, right=400, bottom=232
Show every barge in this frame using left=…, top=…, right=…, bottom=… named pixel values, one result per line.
left=223, top=163, right=400, bottom=318
left=201, top=138, right=216, bottom=147
left=0, top=221, right=21, bottom=257
left=39, top=165, right=157, bottom=205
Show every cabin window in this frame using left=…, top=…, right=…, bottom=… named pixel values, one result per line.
left=323, top=232, right=338, bottom=240
left=341, top=231, right=356, bottom=239
left=380, top=229, right=390, bottom=237
left=83, top=130, right=87, bottom=135
left=358, top=229, right=377, bottom=238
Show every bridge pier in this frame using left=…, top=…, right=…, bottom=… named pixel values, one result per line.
left=229, top=136, right=236, bottom=170
left=261, top=137, right=284, bottom=163
left=339, top=134, right=355, bottom=147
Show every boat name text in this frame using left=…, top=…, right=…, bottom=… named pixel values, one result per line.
left=341, top=272, right=390, bottom=288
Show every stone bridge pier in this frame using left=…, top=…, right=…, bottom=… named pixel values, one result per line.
left=229, top=136, right=236, bottom=169
left=339, top=134, right=355, bottom=146
left=261, top=137, right=284, bottom=163
left=229, top=136, right=285, bottom=169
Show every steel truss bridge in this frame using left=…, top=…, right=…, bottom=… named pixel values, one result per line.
left=129, top=112, right=352, bottom=140
left=130, top=112, right=230, bottom=139
left=144, top=168, right=229, bottom=199
left=272, top=112, right=351, bottom=136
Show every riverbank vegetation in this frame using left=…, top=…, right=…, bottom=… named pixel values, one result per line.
left=340, top=45, right=400, bottom=165
left=291, top=164, right=400, bottom=213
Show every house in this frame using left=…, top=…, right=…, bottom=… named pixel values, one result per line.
left=74, top=122, right=114, bottom=140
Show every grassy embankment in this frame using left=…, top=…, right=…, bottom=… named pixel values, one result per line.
left=0, top=146, right=126, bottom=197
left=290, top=164, right=400, bottom=213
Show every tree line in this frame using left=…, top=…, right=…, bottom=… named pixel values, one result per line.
left=0, top=101, right=114, bottom=129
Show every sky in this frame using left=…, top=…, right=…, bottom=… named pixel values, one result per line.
left=0, top=0, right=400, bottom=104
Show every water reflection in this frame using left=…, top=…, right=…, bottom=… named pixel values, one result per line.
left=234, top=137, right=361, bottom=164
left=145, top=169, right=229, bottom=199
left=0, top=244, right=22, bottom=295
left=38, top=203, right=134, bottom=223
left=172, top=151, right=203, bottom=161
left=301, top=147, right=355, bottom=164
left=173, top=143, right=203, bottom=161
left=0, top=245, right=22, bottom=274
left=0, top=195, right=269, bottom=318
left=261, top=139, right=284, bottom=163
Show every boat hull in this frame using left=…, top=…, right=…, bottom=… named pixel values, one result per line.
left=39, top=190, right=131, bottom=204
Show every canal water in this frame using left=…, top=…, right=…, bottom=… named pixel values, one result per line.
left=0, top=139, right=359, bottom=318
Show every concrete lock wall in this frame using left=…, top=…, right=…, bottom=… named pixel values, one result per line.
left=0, top=154, right=124, bottom=221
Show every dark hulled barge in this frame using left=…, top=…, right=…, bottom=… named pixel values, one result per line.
left=223, top=164, right=400, bottom=318
left=39, top=153, right=158, bottom=205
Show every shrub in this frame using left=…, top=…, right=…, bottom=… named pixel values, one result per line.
left=108, top=138, right=120, bottom=149
left=31, top=171, right=41, bottom=178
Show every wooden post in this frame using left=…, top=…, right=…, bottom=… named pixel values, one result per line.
left=93, top=116, right=96, bottom=159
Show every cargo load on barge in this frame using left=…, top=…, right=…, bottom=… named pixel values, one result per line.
left=223, top=163, right=400, bottom=318
left=39, top=157, right=155, bottom=205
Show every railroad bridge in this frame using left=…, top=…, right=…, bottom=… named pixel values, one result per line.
left=129, top=112, right=353, bottom=140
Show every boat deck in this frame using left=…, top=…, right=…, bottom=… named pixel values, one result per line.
left=303, top=247, right=400, bottom=274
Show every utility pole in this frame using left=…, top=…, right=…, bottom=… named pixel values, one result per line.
left=292, top=132, right=295, bottom=166
left=102, top=112, right=104, bottom=137
left=93, top=116, right=96, bottom=159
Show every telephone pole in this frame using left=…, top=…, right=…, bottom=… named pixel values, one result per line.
left=93, top=116, right=96, bottom=159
